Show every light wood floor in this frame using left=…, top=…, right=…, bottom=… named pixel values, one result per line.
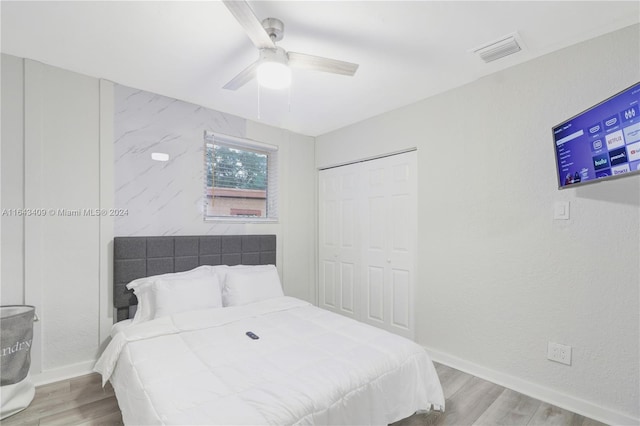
left=392, top=363, right=607, bottom=426
left=2, top=363, right=607, bottom=426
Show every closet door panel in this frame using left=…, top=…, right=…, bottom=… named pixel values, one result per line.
left=320, top=260, right=337, bottom=308
left=386, top=153, right=417, bottom=338
left=362, top=165, right=389, bottom=327
left=319, top=172, right=340, bottom=312
left=391, top=194, right=411, bottom=253
left=336, top=169, right=360, bottom=319
left=391, top=268, right=411, bottom=330
left=366, top=266, right=385, bottom=322
left=318, top=166, right=360, bottom=319
left=340, top=262, right=356, bottom=314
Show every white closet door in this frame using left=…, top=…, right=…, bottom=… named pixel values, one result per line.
left=318, top=165, right=360, bottom=319
left=318, top=151, right=417, bottom=339
left=360, top=152, right=416, bottom=339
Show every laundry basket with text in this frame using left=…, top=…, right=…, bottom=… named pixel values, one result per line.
left=0, top=305, right=36, bottom=419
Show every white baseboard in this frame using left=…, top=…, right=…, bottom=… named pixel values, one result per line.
left=29, top=359, right=96, bottom=387
left=425, top=347, right=639, bottom=426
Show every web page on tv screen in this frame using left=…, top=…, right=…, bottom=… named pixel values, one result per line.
left=553, top=82, right=640, bottom=189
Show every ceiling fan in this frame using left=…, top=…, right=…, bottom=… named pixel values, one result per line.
left=222, top=0, right=359, bottom=90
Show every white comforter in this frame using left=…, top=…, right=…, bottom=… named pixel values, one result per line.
left=95, top=297, right=444, bottom=425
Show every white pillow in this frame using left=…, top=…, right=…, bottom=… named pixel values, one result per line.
left=126, top=265, right=213, bottom=290
left=127, top=266, right=216, bottom=324
left=151, top=275, right=222, bottom=319
left=213, top=264, right=274, bottom=286
left=222, top=265, right=284, bottom=307
left=130, top=285, right=154, bottom=325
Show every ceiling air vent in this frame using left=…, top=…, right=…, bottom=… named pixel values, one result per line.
left=471, top=33, right=523, bottom=63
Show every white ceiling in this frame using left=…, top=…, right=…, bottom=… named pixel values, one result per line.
left=1, top=1, right=638, bottom=136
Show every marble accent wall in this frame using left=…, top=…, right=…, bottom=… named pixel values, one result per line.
left=114, top=85, right=248, bottom=236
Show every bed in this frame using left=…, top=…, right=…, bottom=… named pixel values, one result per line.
left=95, top=235, right=445, bottom=425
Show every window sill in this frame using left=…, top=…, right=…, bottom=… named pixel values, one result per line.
left=204, top=216, right=279, bottom=224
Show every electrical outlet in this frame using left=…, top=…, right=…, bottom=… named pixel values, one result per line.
left=547, top=341, right=572, bottom=365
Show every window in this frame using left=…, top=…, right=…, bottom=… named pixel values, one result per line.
left=204, top=132, right=278, bottom=221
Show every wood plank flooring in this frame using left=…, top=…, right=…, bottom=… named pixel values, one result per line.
left=1, top=373, right=123, bottom=426
left=2, top=363, right=607, bottom=425
left=392, top=363, right=607, bottom=426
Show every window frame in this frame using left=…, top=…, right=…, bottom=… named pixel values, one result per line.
left=203, top=131, right=278, bottom=223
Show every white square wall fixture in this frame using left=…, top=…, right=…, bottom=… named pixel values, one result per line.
left=554, top=201, right=570, bottom=220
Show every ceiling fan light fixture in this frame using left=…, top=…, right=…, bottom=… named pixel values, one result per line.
left=257, top=61, right=291, bottom=90
left=256, top=47, right=291, bottom=90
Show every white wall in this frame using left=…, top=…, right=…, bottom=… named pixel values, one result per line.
left=245, top=121, right=317, bottom=303
left=1, top=54, right=25, bottom=306
left=1, top=55, right=316, bottom=383
left=24, top=60, right=101, bottom=372
left=316, top=25, right=640, bottom=425
left=2, top=56, right=119, bottom=382
left=0, top=57, right=105, bottom=381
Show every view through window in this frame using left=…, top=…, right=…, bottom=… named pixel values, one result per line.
left=204, top=132, right=277, bottom=220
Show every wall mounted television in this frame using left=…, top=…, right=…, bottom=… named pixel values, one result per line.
left=552, top=82, right=640, bottom=189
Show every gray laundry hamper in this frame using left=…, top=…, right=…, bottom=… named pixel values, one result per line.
left=0, top=305, right=36, bottom=419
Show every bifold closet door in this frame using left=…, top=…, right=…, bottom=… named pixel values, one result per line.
left=318, top=151, right=417, bottom=339
left=360, top=153, right=416, bottom=339
left=318, top=164, right=361, bottom=320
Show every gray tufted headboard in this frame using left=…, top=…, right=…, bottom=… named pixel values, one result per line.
left=113, top=235, right=276, bottom=321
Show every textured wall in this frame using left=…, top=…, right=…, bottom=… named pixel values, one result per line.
left=18, top=60, right=102, bottom=374
left=0, top=54, right=25, bottom=306
left=316, top=25, right=640, bottom=423
left=114, top=85, right=246, bottom=236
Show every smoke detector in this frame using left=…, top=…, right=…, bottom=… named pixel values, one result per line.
left=470, top=32, right=524, bottom=63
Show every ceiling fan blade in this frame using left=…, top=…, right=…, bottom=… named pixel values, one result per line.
left=223, top=60, right=259, bottom=90
left=287, top=52, right=359, bottom=76
left=222, top=0, right=275, bottom=50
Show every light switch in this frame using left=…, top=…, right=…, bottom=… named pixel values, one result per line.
left=554, top=201, right=570, bottom=220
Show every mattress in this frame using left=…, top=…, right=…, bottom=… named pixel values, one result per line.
left=95, top=296, right=444, bottom=425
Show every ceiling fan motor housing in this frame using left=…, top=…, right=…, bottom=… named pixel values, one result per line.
left=259, top=46, right=288, bottom=64
left=261, top=17, right=284, bottom=42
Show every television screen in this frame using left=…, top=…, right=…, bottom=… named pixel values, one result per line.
left=552, top=82, right=640, bottom=189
